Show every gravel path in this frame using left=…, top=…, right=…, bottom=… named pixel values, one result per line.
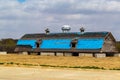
left=0, top=67, right=120, bottom=80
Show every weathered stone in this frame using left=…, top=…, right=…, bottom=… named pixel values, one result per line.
left=114, top=53, right=120, bottom=57
left=64, top=53, right=72, bottom=56
left=94, top=53, right=106, bottom=58
left=56, top=53, right=64, bottom=56
left=22, top=52, right=28, bottom=55
left=0, top=52, right=7, bottom=55
left=84, top=53, right=93, bottom=57
left=79, top=53, right=85, bottom=57
left=79, top=53, right=93, bottom=57
left=41, top=52, right=55, bottom=56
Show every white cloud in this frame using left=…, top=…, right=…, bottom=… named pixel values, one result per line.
left=65, top=14, right=87, bottom=20
left=0, top=0, right=120, bottom=40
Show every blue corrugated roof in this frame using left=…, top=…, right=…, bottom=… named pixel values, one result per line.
left=40, top=39, right=71, bottom=49
left=17, top=40, right=37, bottom=49
left=76, top=38, right=104, bottom=49
left=17, top=38, right=104, bottom=50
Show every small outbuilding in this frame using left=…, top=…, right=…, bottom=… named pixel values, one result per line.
left=15, top=31, right=118, bottom=57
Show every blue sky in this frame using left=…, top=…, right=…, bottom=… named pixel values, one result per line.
left=18, top=0, right=26, bottom=3
left=0, top=0, right=120, bottom=40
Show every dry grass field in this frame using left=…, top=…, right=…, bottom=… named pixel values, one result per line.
left=0, top=54, right=120, bottom=70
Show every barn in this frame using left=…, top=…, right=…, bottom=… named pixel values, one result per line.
left=15, top=28, right=119, bottom=57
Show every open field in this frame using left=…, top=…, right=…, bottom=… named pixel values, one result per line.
left=0, top=54, right=120, bottom=70
left=0, top=67, right=120, bottom=80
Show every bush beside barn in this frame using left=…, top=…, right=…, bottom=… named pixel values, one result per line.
left=0, top=39, right=17, bottom=53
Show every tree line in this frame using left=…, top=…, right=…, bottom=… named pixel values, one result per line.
left=116, top=41, right=120, bottom=52
left=0, top=38, right=17, bottom=53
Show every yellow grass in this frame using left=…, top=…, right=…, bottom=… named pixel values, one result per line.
left=0, top=54, right=120, bottom=69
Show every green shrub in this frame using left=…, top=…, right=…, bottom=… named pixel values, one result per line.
left=15, top=63, right=20, bottom=65
left=40, top=64, right=50, bottom=67
left=39, top=65, right=105, bottom=70
left=110, top=68, right=120, bottom=70
left=23, top=63, right=33, bottom=66
left=0, top=62, right=5, bottom=65
left=7, top=62, right=14, bottom=64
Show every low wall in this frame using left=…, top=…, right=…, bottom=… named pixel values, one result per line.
left=0, top=52, right=7, bottom=55
left=22, top=52, right=29, bottom=55
left=94, top=53, right=106, bottom=58
left=64, top=53, right=72, bottom=56
left=114, top=53, right=120, bottom=57
left=56, top=53, right=64, bottom=56
left=79, top=53, right=93, bottom=57
left=41, top=52, right=55, bottom=56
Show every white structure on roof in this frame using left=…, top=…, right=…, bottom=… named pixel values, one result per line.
left=61, top=25, right=71, bottom=33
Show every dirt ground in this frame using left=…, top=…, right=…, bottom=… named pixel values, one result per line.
left=0, top=67, right=120, bottom=80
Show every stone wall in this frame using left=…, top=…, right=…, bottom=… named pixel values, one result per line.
left=56, top=53, right=64, bottom=56
left=79, top=53, right=93, bottom=57
left=64, top=53, right=72, bottom=56
left=41, top=52, right=55, bottom=56
left=0, top=52, right=7, bottom=55
left=94, top=53, right=106, bottom=58
left=114, top=53, right=120, bottom=57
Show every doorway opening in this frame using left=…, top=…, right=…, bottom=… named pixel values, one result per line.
left=72, top=52, right=79, bottom=56
left=37, top=52, right=41, bottom=55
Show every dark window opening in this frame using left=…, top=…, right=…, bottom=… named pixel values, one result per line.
left=37, top=52, right=41, bottom=55
left=28, top=52, right=31, bottom=55
left=71, top=38, right=78, bottom=48
left=54, top=52, right=57, bottom=56
left=93, top=53, right=95, bottom=57
left=63, top=53, right=65, bottom=56
left=36, top=43, right=40, bottom=48
left=71, top=43, right=76, bottom=48
left=72, top=52, right=79, bottom=56
left=106, top=53, right=114, bottom=57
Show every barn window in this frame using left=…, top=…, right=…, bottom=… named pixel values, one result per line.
left=71, top=38, right=78, bottom=48
left=36, top=42, right=40, bottom=48
left=72, top=43, right=76, bottom=48
left=36, top=39, right=42, bottom=48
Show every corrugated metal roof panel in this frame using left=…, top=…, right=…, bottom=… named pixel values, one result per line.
left=40, top=39, right=71, bottom=49
left=17, top=40, right=37, bottom=49
left=76, top=38, right=104, bottom=49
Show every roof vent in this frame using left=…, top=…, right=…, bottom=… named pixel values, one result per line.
left=45, top=28, right=50, bottom=34
left=61, top=25, right=71, bottom=33
left=80, top=27, right=85, bottom=34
